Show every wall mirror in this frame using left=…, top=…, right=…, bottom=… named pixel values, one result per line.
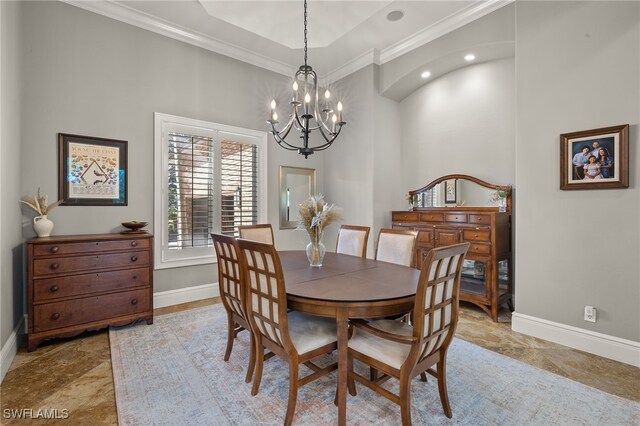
left=279, top=166, right=316, bottom=229
left=409, top=174, right=512, bottom=211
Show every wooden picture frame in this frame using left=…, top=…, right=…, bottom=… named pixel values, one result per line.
left=444, top=179, right=457, bottom=204
left=58, top=133, right=128, bottom=205
left=560, top=124, right=628, bottom=190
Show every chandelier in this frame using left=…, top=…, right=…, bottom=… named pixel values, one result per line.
left=267, top=0, right=346, bottom=158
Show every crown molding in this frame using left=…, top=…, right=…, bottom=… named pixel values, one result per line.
left=324, top=49, right=380, bottom=84
left=380, top=0, right=514, bottom=64
left=61, top=0, right=512, bottom=83
left=61, top=0, right=294, bottom=77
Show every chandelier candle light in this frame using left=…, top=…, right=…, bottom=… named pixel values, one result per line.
left=267, top=0, right=346, bottom=158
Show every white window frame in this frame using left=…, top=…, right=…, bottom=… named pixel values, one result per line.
left=154, top=112, right=267, bottom=269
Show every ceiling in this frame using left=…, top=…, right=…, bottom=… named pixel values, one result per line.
left=64, top=0, right=511, bottom=80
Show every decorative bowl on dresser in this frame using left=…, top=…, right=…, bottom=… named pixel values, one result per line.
left=26, top=233, right=154, bottom=351
left=393, top=174, right=513, bottom=322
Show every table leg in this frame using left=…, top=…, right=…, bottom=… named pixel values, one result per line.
left=336, top=307, right=348, bottom=426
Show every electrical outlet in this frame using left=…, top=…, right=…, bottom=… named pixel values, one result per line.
left=584, top=305, right=596, bottom=322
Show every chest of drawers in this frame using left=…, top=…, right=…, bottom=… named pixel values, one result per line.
left=26, top=233, right=154, bottom=351
left=392, top=209, right=512, bottom=322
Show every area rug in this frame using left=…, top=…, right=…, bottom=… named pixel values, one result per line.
left=109, top=304, right=639, bottom=426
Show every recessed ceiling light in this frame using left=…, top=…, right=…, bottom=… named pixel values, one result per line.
left=386, top=10, right=404, bottom=22
left=421, top=71, right=431, bottom=79
left=464, top=54, right=476, bottom=62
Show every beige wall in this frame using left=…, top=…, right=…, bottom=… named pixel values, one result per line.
left=515, top=1, right=639, bottom=341
left=1, top=1, right=24, bottom=350
left=398, top=57, right=516, bottom=190
left=17, top=1, right=317, bottom=296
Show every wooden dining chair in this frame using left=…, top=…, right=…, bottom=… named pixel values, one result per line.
left=336, top=224, right=370, bottom=258
left=238, top=223, right=275, bottom=245
left=210, top=233, right=255, bottom=383
left=347, top=242, right=470, bottom=426
left=237, top=238, right=339, bottom=426
left=375, top=228, right=418, bottom=267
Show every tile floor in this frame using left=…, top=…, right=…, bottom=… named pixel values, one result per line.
left=1, top=300, right=638, bottom=425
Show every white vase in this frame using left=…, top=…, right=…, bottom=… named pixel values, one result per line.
left=33, top=215, right=54, bottom=237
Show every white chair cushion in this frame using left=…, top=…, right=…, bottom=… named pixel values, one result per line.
left=240, top=227, right=274, bottom=245
left=337, top=229, right=367, bottom=257
left=288, top=311, right=337, bottom=354
left=376, top=233, right=414, bottom=267
left=348, top=319, right=413, bottom=370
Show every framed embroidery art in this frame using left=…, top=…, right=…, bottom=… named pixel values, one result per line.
left=560, top=124, right=628, bottom=190
left=58, top=133, right=128, bottom=205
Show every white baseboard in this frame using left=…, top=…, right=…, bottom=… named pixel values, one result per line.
left=154, top=282, right=219, bottom=309
left=512, top=312, right=640, bottom=367
left=1, top=315, right=26, bottom=383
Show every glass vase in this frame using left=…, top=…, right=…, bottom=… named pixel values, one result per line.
left=498, top=198, right=507, bottom=212
left=306, top=240, right=326, bottom=267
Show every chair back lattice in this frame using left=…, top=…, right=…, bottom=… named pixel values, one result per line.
left=237, top=238, right=290, bottom=351
left=211, top=233, right=247, bottom=320
left=238, top=224, right=275, bottom=245
left=375, top=228, right=418, bottom=267
left=336, top=225, right=370, bottom=258
left=412, top=243, right=469, bottom=363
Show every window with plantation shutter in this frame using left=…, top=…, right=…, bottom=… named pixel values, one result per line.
left=155, top=113, right=267, bottom=269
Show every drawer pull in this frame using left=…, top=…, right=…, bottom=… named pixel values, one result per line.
left=131, top=256, right=138, bottom=262
left=131, top=241, right=138, bottom=247
left=50, top=246, right=59, bottom=253
left=474, top=234, right=479, bottom=238
left=50, top=285, right=59, bottom=293
left=132, top=275, right=137, bottom=280
left=131, top=298, right=138, bottom=306
left=50, top=313, right=60, bottom=320
left=50, top=263, right=59, bottom=270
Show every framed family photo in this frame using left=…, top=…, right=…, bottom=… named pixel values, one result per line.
left=58, top=133, right=128, bottom=205
left=560, top=124, right=628, bottom=190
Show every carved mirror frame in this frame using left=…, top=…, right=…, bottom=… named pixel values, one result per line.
left=409, top=174, right=512, bottom=212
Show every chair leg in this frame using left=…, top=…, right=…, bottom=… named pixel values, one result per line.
left=419, top=372, right=428, bottom=382
left=224, top=313, right=234, bottom=361
left=347, top=354, right=357, bottom=396
left=245, top=331, right=256, bottom=383
left=284, top=362, right=299, bottom=426
left=436, top=358, right=452, bottom=418
left=251, top=340, right=264, bottom=396
left=370, top=366, right=378, bottom=381
left=399, top=374, right=412, bottom=426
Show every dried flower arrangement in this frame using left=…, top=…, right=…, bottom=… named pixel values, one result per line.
left=489, top=186, right=512, bottom=203
left=297, top=194, right=342, bottom=244
left=20, top=188, right=62, bottom=216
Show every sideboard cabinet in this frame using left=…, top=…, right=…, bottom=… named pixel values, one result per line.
left=393, top=174, right=513, bottom=321
left=26, top=233, right=154, bottom=351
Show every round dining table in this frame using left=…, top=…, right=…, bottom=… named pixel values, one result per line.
left=279, top=251, right=421, bottom=426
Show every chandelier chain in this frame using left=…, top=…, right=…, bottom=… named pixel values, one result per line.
left=303, top=0, right=308, bottom=67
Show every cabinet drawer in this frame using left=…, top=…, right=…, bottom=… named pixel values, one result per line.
left=468, top=243, right=491, bottom=255
left=463, top=230, right=491, bottom=242
left=416, top=229, right=434, bottom=243
left=34, top=267, right=150, bottom=302
left=469, top=214, right=491, bottom=225
left=392, top=212, right=419, bottom=222
left=420, top=212, right=444, bottom=223
left=445, top=213, right=468, bottom=223
left=33, top=251, right=150, bottom=276
left=33, top=288, right=150, bottom=332
left=33, top=238, right=149, bottom=257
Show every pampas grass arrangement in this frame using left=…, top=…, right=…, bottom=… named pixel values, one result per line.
left=297, top=194, right=342, bottom=243
left=20, top=188, right=62, bottom=216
